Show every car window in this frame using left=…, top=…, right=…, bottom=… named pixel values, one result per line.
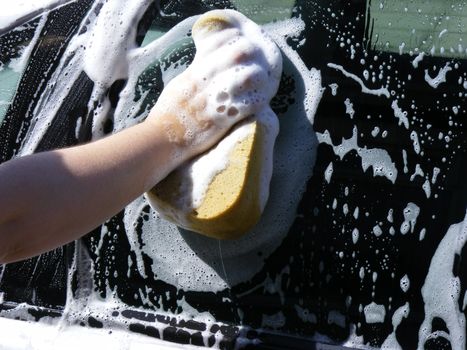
left=0, top=1, right=466, bottom=349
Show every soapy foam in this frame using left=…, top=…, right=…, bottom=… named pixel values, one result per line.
left=400, top=275, right=410, bottom=293
left=0, top=0, right=71, bottom=32
left=189, top=123, right=255, bottom=209
left=410, top=130, right=421, bottom=154
left=344, top=98, right=355, bottom=119
left=327, top=63, right=390, bottom=98
left=0, top=316, right=204, bottom=350
left=317, top=126, right=398, bottom=184
left=400, top=202, right=420, bottom=235
left=410, top=163, right=424, bottom=181
left=412, top=52, right=425, bottom=68
left=147, top=9, right=282, bottom=215
left=324, top=162, right=333, bottom=183
left=391, top=100, right=409, bottom=129
left=417, top=212, right=467, bottom=350
left=402, top=149, right=409, bottom=173
left=363, top=302, right=386, bottom=324
left=424, top=63, right=452, bottom=88
left=381, top=303, right=410, bottom=350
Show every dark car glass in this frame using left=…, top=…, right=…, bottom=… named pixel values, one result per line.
left=0, top=1, right=466, bottom=349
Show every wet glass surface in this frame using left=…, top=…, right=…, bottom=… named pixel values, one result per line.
left=0, top=1, right=466, bottom=349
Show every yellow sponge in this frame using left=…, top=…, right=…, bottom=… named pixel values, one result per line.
left=147, top=119, right=267, bottom=239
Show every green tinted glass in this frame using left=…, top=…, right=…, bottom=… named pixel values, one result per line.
left=367, top=0, right=467, bottom=57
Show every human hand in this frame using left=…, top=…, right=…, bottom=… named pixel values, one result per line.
left=145, top=10, right=282, bottom=161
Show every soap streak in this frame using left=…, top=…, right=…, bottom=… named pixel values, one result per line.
left=327, top=63, right=390, bottom=98
left=424, top=63, right=452, bottom=89
left=218, top=240, right=229, bottom=285
left=317, top=127, right=398, bottom=183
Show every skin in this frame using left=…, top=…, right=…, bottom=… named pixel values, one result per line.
left=0, top=70, right=247, bottom=264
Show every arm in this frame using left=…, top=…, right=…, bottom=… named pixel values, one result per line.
left=0, top=70, right=245, bottom=264
left=0, top=11, right=262, bottom=264
left=0, top=118, right=179, bottom=264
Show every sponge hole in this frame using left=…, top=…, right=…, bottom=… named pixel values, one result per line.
left=216, top=91, right=229, bottom=102
left=227, top=106, right=238, bottom=117
left=216, top=105, right=226, bottom=113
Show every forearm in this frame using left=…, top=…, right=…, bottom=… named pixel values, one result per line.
left=0, top=119, right=182, bottom=264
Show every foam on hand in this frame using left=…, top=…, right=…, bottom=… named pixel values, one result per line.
left=146, top=10, right=283, bottom=239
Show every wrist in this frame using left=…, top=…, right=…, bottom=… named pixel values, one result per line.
left=141, top=117, right=190, bottom=189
